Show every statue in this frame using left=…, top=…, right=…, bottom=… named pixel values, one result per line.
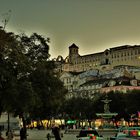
left=101, top=94, right=112, bottom=113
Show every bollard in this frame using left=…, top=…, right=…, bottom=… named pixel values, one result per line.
left=46, top=133, right=51, bottom=140
left=61, top=133, right=63, bottom=137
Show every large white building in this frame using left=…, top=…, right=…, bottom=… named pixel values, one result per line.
left=55, top=44, right=140, bottom=98
left=55, top=44, right=140, bottom=73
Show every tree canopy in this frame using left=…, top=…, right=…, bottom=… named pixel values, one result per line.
left=0, top=28, right=67, bottom=123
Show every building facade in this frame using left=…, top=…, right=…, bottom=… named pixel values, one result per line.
left=60, top=66, right=140, bottom=99
left=57, top=44, right=140, bottom=99
left=55, top=44, right=140, bottom=73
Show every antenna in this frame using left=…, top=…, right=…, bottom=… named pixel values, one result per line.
left=2, top=10, right=12, bottom=30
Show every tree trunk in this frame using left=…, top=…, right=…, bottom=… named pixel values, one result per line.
left=22, top=115, right=27, bottom=140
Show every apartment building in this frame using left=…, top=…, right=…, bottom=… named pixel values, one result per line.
left=60, top=66, right=140, bottom=99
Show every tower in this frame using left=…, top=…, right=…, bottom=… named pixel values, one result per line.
left=69, top=43, right=79, bottom=64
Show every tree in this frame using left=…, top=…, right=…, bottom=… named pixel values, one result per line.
left=0, top=28, right=67, bottom=134
left=125, top=90, right=140, bottom=114
left=62, top=97, right=95, bottom=128
left=18, top=33, right=67, bottom=125
left=108, top=91, right=126, bottom=114
left=0, top=28, right=34, bottom=135
left=0, top=28, right=30, bottom=113
left=29, top=63, right=67, bottom=121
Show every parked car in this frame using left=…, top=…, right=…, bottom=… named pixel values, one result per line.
left=110, top=126, right=140, bottom=140
left=118, top=126, right=140, bottom=133
left=110, top=132, right=127, bottom=140
left=76, top=129, right=103, bottom=140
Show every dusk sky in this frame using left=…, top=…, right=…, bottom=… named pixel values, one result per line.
left=0, top=0, right=140, bottom=59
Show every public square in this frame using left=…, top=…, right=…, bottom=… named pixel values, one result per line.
left=1, top=129, right=78, bottom=140
left=1, top=129, right=115, bottom=140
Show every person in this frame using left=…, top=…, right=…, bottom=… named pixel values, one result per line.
left=52, top=125, right=61, bottom=140
left=0, top=132, right=5, bottom=140
left=20, top=127, right=26, bottom=140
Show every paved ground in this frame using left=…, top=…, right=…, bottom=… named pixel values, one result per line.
left=1, top=129, right=77, bottom=140
left=1, top=129, right=115, bottom=140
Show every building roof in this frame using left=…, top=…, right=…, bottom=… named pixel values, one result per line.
left=69, top=43, right=79, bottom=49
left=110, top=45, right=140, bottom=51
left=80, top=51, right=104, bottom=57
left=80, top=76, right=135, bottom=87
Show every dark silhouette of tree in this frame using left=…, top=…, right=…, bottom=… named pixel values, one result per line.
left=62, top=97, right=96, bottom=128
left=0, top=29, right=67, bottom=137
left=18, top=33, right=67, bottom=126
left=108, top=91, right=126, bottom=114
left=125, top=90, right=140, bottom=114
left=0, top=28, right=33, bottom=135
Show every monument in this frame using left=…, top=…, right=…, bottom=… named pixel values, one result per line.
left=96, top=94, right=118, bottom=128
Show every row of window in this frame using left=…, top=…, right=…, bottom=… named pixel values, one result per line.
left=112, top=49, right=140, bottom=58
left=73, top=55, right=140, bottom=66
left=80, top=84, right=102, bottom=90
left=112, top=56, right=140, bottom=63
left=65, top=83, right=103, bottom=90
left=72, top=49, right=140, bottom=65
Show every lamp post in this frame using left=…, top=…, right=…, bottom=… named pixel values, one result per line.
left=7, top=112, right=10, bottom=132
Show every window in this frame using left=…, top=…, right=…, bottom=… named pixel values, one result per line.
left=135, top=49, right=138, bottom=55
left=131, top=50, right=133, bottom=55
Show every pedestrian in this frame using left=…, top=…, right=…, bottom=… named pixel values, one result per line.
left=52, top=125, right=61, bottom=140
left=20, top=127, right=26, bottom=140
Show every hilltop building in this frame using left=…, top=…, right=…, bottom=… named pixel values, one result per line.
left=55, top=43, right=140, bottom=73
left=55, top=44, right=140, bottom=98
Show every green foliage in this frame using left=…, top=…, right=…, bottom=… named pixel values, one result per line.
left=29, top=61, right=67, bottom=120
left=108, top=91, right=126, bottom=113
left=62, top=97, right=95, bottom=120
left=124, top=90, right=140, bottom=113
left=62, top=90, right=140, bottom=121
left=0, top=29, right=29, bottom=113
left=0, top=28, right=67, bottom=121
